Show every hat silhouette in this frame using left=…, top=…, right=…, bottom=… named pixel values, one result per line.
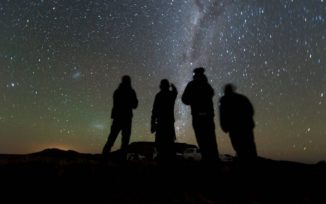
left=193, top=67, right=205, bottom=75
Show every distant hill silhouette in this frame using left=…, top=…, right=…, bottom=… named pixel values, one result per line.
left=29, top=148, right=80, bottom=157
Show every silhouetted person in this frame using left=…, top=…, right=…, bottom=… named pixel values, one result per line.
left=219, top=83, right=257, bottom=164
left=182, top=67, right=220, bottom=163
left=151, top=79, right=177, bottom=162
left=102, top=75, right=138, bottom=160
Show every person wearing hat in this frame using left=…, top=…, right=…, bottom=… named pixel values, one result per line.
left=182, top=67, right=220, bottom=163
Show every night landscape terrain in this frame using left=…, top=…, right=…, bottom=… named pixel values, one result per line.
left=0, top=142, right=325, bottom=203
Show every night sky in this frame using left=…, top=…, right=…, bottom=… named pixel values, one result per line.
left=0, top=0, right=325, bottom=163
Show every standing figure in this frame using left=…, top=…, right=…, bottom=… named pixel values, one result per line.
left=151, top=79, right=177, bottom=162
left=102, top=75, right=138, bottom=159
left=182, top=67, right=220, bottom=163
left=219, top=83, right=257, bottom=163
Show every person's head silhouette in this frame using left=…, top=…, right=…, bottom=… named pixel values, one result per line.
left=193, top=67, right=207, bottom=82
left=122, top=75, right=131, bottom=84
left=160, top=79, right=170, bottom=91
left=193, top=67, right=205, bottom=75
left=120, top=75, right=132, bottom=88
left=224, top=83, right=236, bottom=95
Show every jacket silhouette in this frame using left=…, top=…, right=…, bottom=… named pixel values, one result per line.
left=102, top=75, right=138, bottom=159
left=219, top=83, right=257, bottom=162
left=151, top=79, right=177, bottom=162
left=182, top=67, right=219, bottom=163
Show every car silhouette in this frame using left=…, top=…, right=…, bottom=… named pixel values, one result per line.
left=124, top=142, right=202, bottom=161
left=182, top=147, right=202, bottom=161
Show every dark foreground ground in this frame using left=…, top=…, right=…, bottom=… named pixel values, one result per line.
left=0, top=149, right=325, bottom=203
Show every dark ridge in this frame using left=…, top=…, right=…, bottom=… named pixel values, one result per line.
left=0, top=143, right=325, bottom=203
left=28, top=148, right=80, bottom=157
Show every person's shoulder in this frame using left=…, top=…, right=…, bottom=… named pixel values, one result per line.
left=207, top=82, right=214, bottom=89
left=183, top=81, right=194, bottom=91
left=219, top=95, right=227, bottom=103
left=235, top=93, right=251, bottom=104
left=113, top=88, right=120, bottom=94
left=156, top=91, right=163, bottom=97
left=186, top=80, right=195, bottom=86
left=237, top=93, right=248, bottom=100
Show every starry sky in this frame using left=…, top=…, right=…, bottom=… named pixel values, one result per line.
left=0, top=0, right=325, bottom=163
